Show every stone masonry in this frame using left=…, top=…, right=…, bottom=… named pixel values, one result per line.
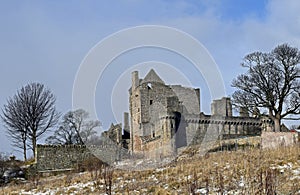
left=127, top=69, right=274, bottom=158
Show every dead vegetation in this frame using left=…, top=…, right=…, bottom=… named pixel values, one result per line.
left=1, top=144, right=299, bottom=194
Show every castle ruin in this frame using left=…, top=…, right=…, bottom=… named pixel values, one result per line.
left=105, top=69, right=274, bottom=158
left=36, top=69, right=276, bottom=171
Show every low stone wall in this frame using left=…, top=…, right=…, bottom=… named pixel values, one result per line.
left=261, top=132, right=298, bottom=149
left=36, top=143, right=130, bottom=172
left=36, top=145, right=92, bottom=172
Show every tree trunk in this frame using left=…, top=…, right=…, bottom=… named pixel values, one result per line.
left=32, top=137, right=36, bottom=158
left=274, top=117, right=281, bottom=132
left=23, top=140, right=27, bottom=161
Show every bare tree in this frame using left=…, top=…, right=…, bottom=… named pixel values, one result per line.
left=1, top=97, right=28, bottom=160
left=232, top=44, right=300, bottom=132
left=45, top=122, right=77, bottom=145
left=1, top=83, right=60, bottom=160
left=46, top=109, right=100, bottom=145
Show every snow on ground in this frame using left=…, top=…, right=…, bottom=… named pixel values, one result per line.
left=4, top=159, right=300, bottom=194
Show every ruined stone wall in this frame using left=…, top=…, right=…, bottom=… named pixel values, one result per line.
left=171, top=85, right=200, bottom=114
left=139, top=82, right=175, bottom=124
left=102, top=123, right=122, bottom=144
left=211, top=97, right=232, bottom=116
left=156, top=114, right=271, bottom=150
left=141, top=136, right=175, bottom=159
left=36, top=143, right=129, bottom=172
left=36, top=145, right=92, bottom=172
left=134, top=113, right=266, bottom=157
left=261, top=132, right=298, bottom=149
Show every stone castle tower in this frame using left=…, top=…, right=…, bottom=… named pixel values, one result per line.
left=129, top=69, right=202, bottom=156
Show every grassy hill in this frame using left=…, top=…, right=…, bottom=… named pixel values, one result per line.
left=1, top=143, right=300, bottom=194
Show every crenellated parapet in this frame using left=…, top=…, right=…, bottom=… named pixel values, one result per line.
left=37, top=144, right=87, bottom=148
left=159, top=114, right=268, bottom=126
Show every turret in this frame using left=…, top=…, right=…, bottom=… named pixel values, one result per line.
left=132, top=71, right=139, bottom=90
left=211, top=97, right=232, bottom=117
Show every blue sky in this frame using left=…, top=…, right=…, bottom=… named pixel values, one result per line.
left=1, top=0, right=300, bottom=158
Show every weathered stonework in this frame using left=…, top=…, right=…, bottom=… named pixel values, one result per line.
left=36, top=145, right=92, bottom=172
left=102, top=123, right=122, bottom=144
left=127, top=69, right=275, bottom=158
left=36, top=140, right=129, bottom=172
left=261, top=132, right=298, bottom=149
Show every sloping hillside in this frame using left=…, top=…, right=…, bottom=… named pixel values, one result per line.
left=1, top=144, right=300, bottom=194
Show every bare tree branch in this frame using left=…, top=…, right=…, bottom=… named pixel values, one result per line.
left=46, top=109, right=101, bottom=145
left=232, top=44, right=300, bottom=132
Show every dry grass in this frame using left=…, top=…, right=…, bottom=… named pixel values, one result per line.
left=1, top=144, right=300, bottom=194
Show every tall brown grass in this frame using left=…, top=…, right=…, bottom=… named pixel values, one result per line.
left=1, top=144, right=299, bottom=194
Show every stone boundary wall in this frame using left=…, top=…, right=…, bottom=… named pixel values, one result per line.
left=36, top=144, right=130, bottom=172
left=261, top=132, right=298, bottom=149
left=36, top=144, right=93, bottom=172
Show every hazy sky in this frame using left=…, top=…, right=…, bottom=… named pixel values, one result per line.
left=1, top=0, right=300, bottom=158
